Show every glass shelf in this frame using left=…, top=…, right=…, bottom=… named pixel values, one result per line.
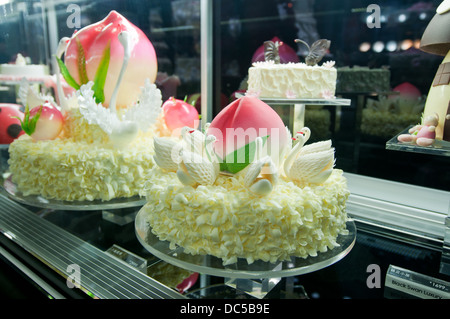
left=239, top=96, right=352, bottom=134
left=259, top=97, right=351, bottom=106
left=2, top=176, right=146, bottom=211
left=386, top=126, right=450, bottom=157
left=335, top=91, right=399, bottom=97
left=234, top=93, right=352, bottom=107
left=135, top=206, right=356, bottom=280
left=0, top=74, right=51, bottom=85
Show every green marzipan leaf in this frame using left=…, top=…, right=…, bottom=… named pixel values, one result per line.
left=26, top=105, right=43, bottom=135
left=55, top=56, right=80, bottom=90
left=91, top=40, right=111, bottom=104
left=14, top=105, right=42, bottom=136
left=220, top=135, right=269, bottom=174
left=76, top=37, right=89, bottom=85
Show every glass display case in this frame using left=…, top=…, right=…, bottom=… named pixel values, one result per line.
left=0, top=0, right=449, bottom=303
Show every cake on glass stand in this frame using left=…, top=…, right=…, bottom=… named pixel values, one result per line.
left=133, top=38, right=356, bottom=298
left=135, top=93, right=356, bottom=298
left=2, top=11, right=187, bottom=225
left=135, top=207, right=356, bottom=298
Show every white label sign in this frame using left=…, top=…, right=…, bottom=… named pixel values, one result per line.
left=385, top=265, right=450, bottom=299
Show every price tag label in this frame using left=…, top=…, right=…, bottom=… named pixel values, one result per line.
left=106, top=244, right=147, bottom=273
left=385, top=265, right=450, bottom=299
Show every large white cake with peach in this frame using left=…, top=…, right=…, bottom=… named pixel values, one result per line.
left=140, top=96, right=349, bottom=265
left=8, top=11, right=198, bottom=202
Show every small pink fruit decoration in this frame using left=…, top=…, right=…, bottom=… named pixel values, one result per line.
left=61, top=10, right=157, bottom=109
left=162, top=97, right=199, bottom=132
left=207, top=96, right=288, bottom=173
left=15, top=102, right=64, bottom=141
left=0, top=104, right=25, bottom=144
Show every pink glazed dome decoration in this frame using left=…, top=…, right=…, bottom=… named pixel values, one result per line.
left=207, top=96, right=288, bottom=172
left=392, top=82, right=422, bottom=100
left=64, top=10, right=158, bottom=109
left=252, top=37, right=299, bottom=63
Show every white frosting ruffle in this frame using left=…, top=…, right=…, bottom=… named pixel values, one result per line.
left=247, top=62, right=337, bottom=99
left=252, top=60, right=336, bottom=70
left=140, top=167, right=349, bottom=265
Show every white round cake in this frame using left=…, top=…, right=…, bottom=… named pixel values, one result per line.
left=8, top=106, right=160, bottom=201
left=141, top=167, right=349, bottom=265
left=0, top=54, right=49, bottom=79
left=0, top=64, right=49, bottom=78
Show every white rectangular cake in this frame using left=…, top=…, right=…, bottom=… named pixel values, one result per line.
left=247, top=61, right=337, bottom=99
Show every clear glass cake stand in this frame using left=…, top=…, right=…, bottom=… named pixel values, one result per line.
left=234, top=94, right=352, bottom=134
left=2, top=176, right=146, bottom=225
left=135, top=206, right=356, bottom=298
left=262, top=97, right=351, bottom=134
left=386, top=126, right=450, bottom=157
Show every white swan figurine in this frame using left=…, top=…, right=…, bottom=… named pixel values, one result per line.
left=244, top=136, right=278, bottom=196
left=153, top=125, right=218, bottom=182
left=180, top=126, right=209, bottom=156
left=153, top=136, right=181, bottom=172
left=77, top=31, right=162, bottom=148
left=177, top=134, right=220, bottom=186
left=283, top=127, right=335, bottom=185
